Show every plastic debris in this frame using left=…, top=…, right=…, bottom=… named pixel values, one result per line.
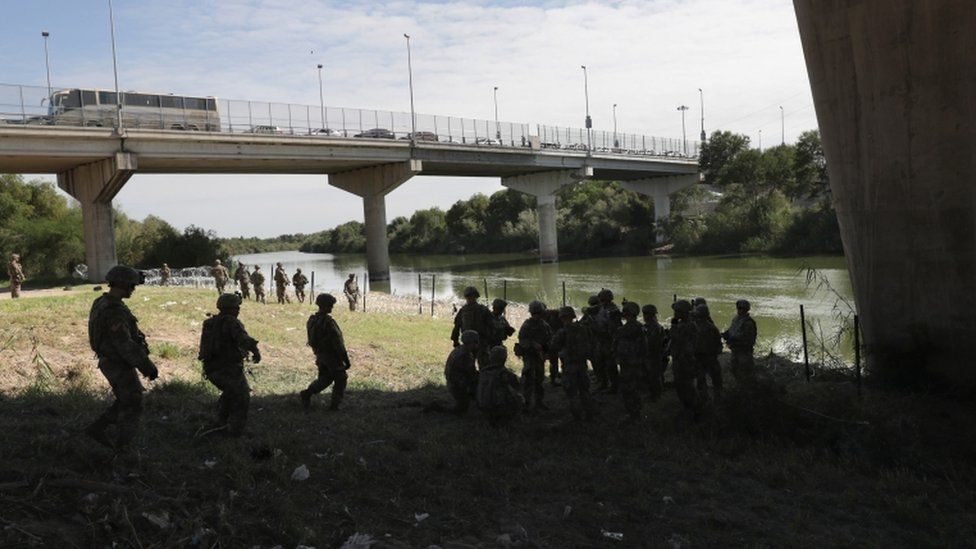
left=414, top=512, right=429, bottom=523
left=341, top=532, right=375, bottom=548
left=563, top=505, right=572, bottom=518
left=142, top=510, right=170, bottom=529
left=663, top=496, right=675, bottom=504
left=668, top=533, right=689, bottom=548
left=203, top=459, right=218, bottom=468
left=291, top=464, right=310, bottom=481
left=601, top=530, right=624, bottom=541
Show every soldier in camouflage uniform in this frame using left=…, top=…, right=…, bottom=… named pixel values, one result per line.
left=670, top=300, right=701, bottom=418
left=488, top=298, right=516, bottom=349
left=692, top=304, right=724, bottom=403
left=722, top=299, right=758, bottom=386
left=450, top=286, right=495, bottom=370
left=593, top=289, right=623, bottom=393
left=641, top=304, right=666, bottom=402
left=517, top=300, right=552, bottom=412
left=343, top=274, right=361, bottom=311
left=614, top=301, right=648, bottom=422
left=274, top=262, right=291, bottom=304
left=234, top=261, right=250, bottom=299
left=211, top=259, right=229, bottom=294
left=292, top=268, right=309, bottom=304
left=550, top=306, right=596, bottom=421
left=443, top=330, right=480, bottom=415
left=477, top=346, right=523, bottom=427
left=7, top=253, right=25, bottom=298
left=577, top=295, right=601, bottom=378
left=544, top=308, right=563, bottom=386
left=250, top=265, right=266, bottom=304
left=300, top=294, right=350, bottom=410
left=85, top=266, right=158, bottom=450
left=198, top=293, right=261, bottom=436
left=160, top=263, right=171, bottom=286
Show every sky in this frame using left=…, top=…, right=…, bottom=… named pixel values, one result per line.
left=1, top=0, right=817, bottom=238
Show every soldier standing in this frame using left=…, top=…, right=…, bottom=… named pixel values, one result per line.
left=160, top=263, right=171, bottom=286
left=487, top=298, right=516, bottom=349
left=614, top=301, right=648, bottom=423
left=211, top=260, right=229, bottom=294
left=85, top=266, right=158, bottom=450
left=443, top=330, right=480, bottom=415
left=250, top=265, right=266, bottom=304
left=477, top=346, right=523, bottom=427
left=7, top=253, right=25, bottom=298
left=300, top=294, right=350, bottom=411
left=292, top=268, right=309, bottom=303
left=593, top=289, right=623, bottom=393
left=577, top=295, right=601, bottom=378
left=641, top=304, right=666, bottom=402
left=198, top=293, right=261, bottom=436
left=274, top=262, right=291, bottom=304
left=692, top=304, right=724, bottom=402
left=234, top=261, right=250, bottom=299
left=670, top=300, right=701, bottom=419
left=550, top=306, right=596, bottom=421
left=543, top=308, right=563, bottom=386
left=450, top=286, right=495, bottom=370
left=517, top=300, right=552, bottom=412
left=343, top=274, right=361, bottom=311
left=723, top=299, right=758, bottom=385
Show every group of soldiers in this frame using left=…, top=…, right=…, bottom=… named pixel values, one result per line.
left=84, top=265, right=352, bottom=450
left=6, top=253, right=25, bottom=298
left=444, top=286, right=758, bottom=425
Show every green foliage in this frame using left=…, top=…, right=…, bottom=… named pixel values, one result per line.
left=300, top=221, right=366, bottom=253
left=0, top=174, right=84, bottom=278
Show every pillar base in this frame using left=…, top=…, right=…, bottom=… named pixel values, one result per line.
left=619, top=174, right=699, bottom=243
left=502, top=167, right=592, bottom=264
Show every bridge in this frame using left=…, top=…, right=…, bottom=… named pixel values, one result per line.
left=0, top=83, right=700, bottom=281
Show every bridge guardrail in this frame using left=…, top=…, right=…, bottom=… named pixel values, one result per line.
left=0, top=82, right=699, bottom=160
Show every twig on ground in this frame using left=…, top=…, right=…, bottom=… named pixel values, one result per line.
left=45, top=478, right=134, bottom=493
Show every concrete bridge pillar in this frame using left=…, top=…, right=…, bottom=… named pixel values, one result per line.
left=330, top=160, right=421, bottom=282
left=503, top=167, right=592, bottom=263
left=57, top=153, right=137, bottom=281
left=619, top=174, right=698, bottom=243
left=795, top=0, right=976, bottom=388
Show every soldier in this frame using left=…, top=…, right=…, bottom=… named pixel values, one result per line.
left=477, top=345, right=523, bottom=427
left=85, top=266, right=158, bottom=450
left=274, top=262, right=291, bottom=304
left=250, top=265, right=266, bottom=304
left=550, top=306, right=596, bottom=421
left=577, top=295, right=601, bottom=377
left=211, top=259, right=229, bottom=294
left=642, top=304, right=666, bottom=402
left=234, top=261, right=250, bottom=299
left=543, top=308, right=563, bottom=386
left=488, top=298, right=516, bottom=349
left=692, top=304, right=724, bottom=403
left=292, top=268, right=309, bottom=303
left=300, top=294, right=350, bottom=411
left=343, top=274, right=361, bottom=311
left=450, top=286, right=495, bottom=370
left=160, top=262, right=171, bottom=286
left=593, top=289, right=623, bottom=393
left=614, top=301, right=648, bottom=423
left=443, top=330, right=480, bottom=415
left=693, top=297, right=707, bottom=308
left=517, top=300, right=552, bottom=412
left=670, top=300, right=701, bottom=419
left=198, top=293, right=261, bottom=436
left=722, top=299, right=758, bottom=385
left=7, top=253, right=25, bottom=298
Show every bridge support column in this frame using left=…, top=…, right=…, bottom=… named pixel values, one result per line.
left=503, top=167, right=592, bottom=263
left=57, top=153, right=137, bottom=281
left=330, top=160, right=421, bottom=282
left=619, top=174, right=698, bottom=243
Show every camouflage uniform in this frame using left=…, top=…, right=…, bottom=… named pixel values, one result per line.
left=577, top=300, right=600, bottom=379
left=274, top=264, right=291, bottom=304
left=301, top=298, right=350, bottom=410
left=211, top=261, right=229, bottom=294
left=444, top=341, right=479, bottom=415
left=292, top=270, right=308, bottom=304
left=451, top=300, right=496, bottom=370
left=693, top=306, right=724, bottom=402
left=488, top=299, right=516, bottom=349
left=614, top=304, right=648, bottom=420
left=198, top=298, right=260, bottom=436
left=642, top=307, right=666, bottom=402
left=517, top=307, right=552, bottom=411
left=87, top=289, right=157, bottom=449
left=250, top=267, right=266, bottom=304
left=7, top=254, right=24, bottom=298
left=544, top=309, right=563, bottom=385
left=343, top=275, right=360, bottom=311
left=477, top=346, right=523, bottom=427
left=593, top=299, right=623, bottom=392
left=550, top=310, right=596, bottom=420
left=160, top=263, right=171, bottom=286
left=724, top=302, right=758, bottom=385
left=234, top=262, right=250, bottom=299
left=669, top=302, right=701, bottom=413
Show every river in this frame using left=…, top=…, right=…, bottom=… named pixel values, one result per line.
left=231, top=251, right=854, bottom=359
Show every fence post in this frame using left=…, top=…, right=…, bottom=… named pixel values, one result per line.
left=483, top=278, right=489, bottom=304
left=310, top=271, right=315, bottom=305
left=562, top=281, right=567, bottom=307
left=248, top=101, right=253, bottom=129
left=418, top=273, right=423, bottom=314
left=431, top=274, right=435, bottom=317
left=503, top=279, right=507, bottom=301
left=800, top=304, right=810, bottom=381
left=363, top=271, right=368, bottom=313
left=854, top=314, right=862, bottom=397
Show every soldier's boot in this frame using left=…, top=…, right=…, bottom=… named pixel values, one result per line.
left=329, top=381, right=346, bottom=411
left=299, top=389, right=312, bottom=410
left=84, top=419, right=114, bottom=449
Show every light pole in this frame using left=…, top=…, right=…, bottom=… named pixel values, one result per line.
left=677, top=105, right=689, bottom=155
left=612, top=103, right=618, bottom=149
left=404, top=33, right=416, bottom=144
left=317, top=64, right=326, bottom=131
left=780, top=105, right=785, bottom=145
left=493, top=86, right=500, bottom=140
left=698, top=88, right=706, bottom=141
left=581, top=65, right=591, bottom=152
left=41, top=31, right=52, bottom=101
left=758, top=129, right=763, bottom=151
left=108, top=0, right=123, bottom=130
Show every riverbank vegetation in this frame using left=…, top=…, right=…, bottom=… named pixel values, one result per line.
left=0, top=288, right=973, bottom=546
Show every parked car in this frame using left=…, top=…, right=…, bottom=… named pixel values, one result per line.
left=354, top=128, right=395, bottom=139
left=309, top=128, right=340, bottom=136
left=474, top=137, right=501, bottom=146
left=399, top=131, right=439, bottom=142
left=251, top=125, right=283, bottom=134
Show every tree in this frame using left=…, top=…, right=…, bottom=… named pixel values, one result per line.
left=699, top=130, right=751, bottom=187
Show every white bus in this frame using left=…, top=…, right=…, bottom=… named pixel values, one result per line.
left=48, top=88, right=220, bottom=131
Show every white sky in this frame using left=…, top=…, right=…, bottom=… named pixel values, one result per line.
left=3, top=0, right=816, bottom=238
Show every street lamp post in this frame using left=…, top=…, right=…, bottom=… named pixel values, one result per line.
left=780, top=105, right=785, bottom=145
left=677, top=105, right=689, bottom=155
left=317, top=64, right=326, bottom=131
left=698, top=88, right=706, bottom=141
left=758, top=129, right=763, bottom=151
left=41, top=31, right=52, bottom=101
left=581, top=65, right=592, bottom=152
left=404, top=34, right=417, bottom=144
left=612, top=103, right=618, bottom=149
left=493, top=86, right=500, bottom=140
left=108, top=0, right=123, bottom=130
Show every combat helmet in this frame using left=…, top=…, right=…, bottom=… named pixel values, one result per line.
left=316, top=293, right=338, bottom=307
left=460, top=330, right=480, bottom=346
left=587, top=294, right=599, bottom=307
left=621, top=301, right=640, bottom=318
left=597, top=289, right=614, bottom=302
left=693, top=304, right=710, bottom=319
left=105, top=265, right=145, bottom=286
left=671, top=299, right=693, bottom=314
left=736, top=299, right=751, bottom=311
left=491, top=298, right=508, bottom=310
left=558, top=306, right=576, bottom=319
left=528, top=300, right=547, bottom=315
left=217, top=293, right=243, bottom=310
left=489, top=345, right=508, bottom=365
left=463, top=286, right=480, bottom=298
left=642, top=304, right=658, bottom=317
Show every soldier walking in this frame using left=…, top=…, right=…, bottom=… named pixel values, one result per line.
left=85, top=266, right=158, bottom=450
left=614, top=301, right=648, bottom=423
left=198, top=294, right=261, bottom=437
left=517, top=300, right=552, bottom=412
left=274, top=262, right=291, bottom=304
left=692, top=304, right=724, bottom=402
left=292, top=268, right=309, bottom=303
left=723, top=300, right=758, bottom=386
left=641, top=304, right=666, bottom=402
left=450, top=286, right=495, bottom=370
left=211, top=259, right=229, bottom=294
left=250, top=266, right=266, bottom=304
left=300, top=294, right=350, bottom=411
left=160, top=263, right=171, bottom=286
left=7, top=253, right=25, bottom=298
left=234, top=261, right=250, bottom=299
left=550, top=306, right=596, bottom=421
left=477, top=346, right=524, bottom=427
left=343, top=274, right=361, bottom=311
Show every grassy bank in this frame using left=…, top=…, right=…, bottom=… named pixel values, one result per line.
left=0, top=287, right=974, bottom=547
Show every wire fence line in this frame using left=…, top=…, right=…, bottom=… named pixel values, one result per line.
left=0, top=82, right=701, bottom=159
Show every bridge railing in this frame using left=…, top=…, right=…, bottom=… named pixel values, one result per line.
left=0, top=82, right=699, bottom=159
